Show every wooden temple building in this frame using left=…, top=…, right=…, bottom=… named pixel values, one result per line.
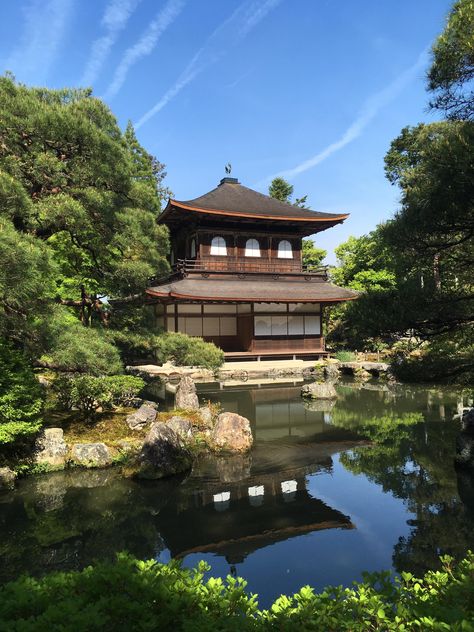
left=146, top=177, right=357, bottom=360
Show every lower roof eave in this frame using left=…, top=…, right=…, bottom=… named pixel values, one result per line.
left=145, top=288, right=358, bottom=304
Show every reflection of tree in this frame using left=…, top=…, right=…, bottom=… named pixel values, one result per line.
left=333, top=405, right=474, bottom=577
left=0, top=470, right=182, bottom=583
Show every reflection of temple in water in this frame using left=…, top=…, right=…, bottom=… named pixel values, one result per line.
left=155, top=453, right=354, bottom=564
left=199, top=381, right=342, bottom=442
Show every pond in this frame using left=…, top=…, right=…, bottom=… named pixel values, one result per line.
left=1, top=378, right=474, bottom=607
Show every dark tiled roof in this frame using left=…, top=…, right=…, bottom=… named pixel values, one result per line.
left=163, top=180, right=348, bottom=223
left=146, top=277, right=358, bottom=303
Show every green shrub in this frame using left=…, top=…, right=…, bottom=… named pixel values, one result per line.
left=0, top=340, right=44, bottom=446
left=154, top=332, right=224, bottom=371
left=0, top=552, right=473, bottom=630
left=54, top=375, right=145, bottom=418
left=334, top=350, right=356, bottom=362
left=42, top=313, right=123, bottom=376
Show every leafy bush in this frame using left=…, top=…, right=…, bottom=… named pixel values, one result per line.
left=154, top=332, right=224, bottom=371
left=54, top=375, right=145, bottom=418
left=0, top=340, right=44, bottom=446
left=334, top=350, right=356, bottom=362
left=0, top=552, right=474, bottom=630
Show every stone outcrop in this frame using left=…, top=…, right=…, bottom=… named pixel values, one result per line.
left=138, top=423, right=193, bottom=479
left=126, top=402, right=158, bottom=430
left=175, top=376, right=199, bottom=410
left=35, top=428, right=68, bottom=466
left=167, top=416, right=193, bottom=441
left=199, top=406, right=213, bottom=427
left=211, top=412, right=253, bottom=453
left=301, top=381, right=338, bottom=400
left=71, top=443, right=112, bottom=467
left=324, top=363, right=340, bottom=381
left=0, top=467, right=16, bottom=491
left=455, top=409, right=474, bottom=469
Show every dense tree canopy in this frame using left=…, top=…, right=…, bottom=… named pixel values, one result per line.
left=428, top=0, right=474, bottom=119
left=328, top=0, right=474, bottom=381
left=0, top=75, right=170, bottom=369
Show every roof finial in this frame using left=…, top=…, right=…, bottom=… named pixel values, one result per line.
left=225, top=162, right=232, bottom=175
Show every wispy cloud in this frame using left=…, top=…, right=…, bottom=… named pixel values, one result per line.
left=80, top=0, right=141, bottom=86
left=103, top=0, right=185, bottom=100
left=135, top=0, right=283, bottom=130
left=4, top=0, right=74, bottom=83
left=261, top=48, right=429, bottom=184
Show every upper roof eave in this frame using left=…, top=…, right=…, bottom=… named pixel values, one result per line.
left=160, top=199, right=349, bottom=225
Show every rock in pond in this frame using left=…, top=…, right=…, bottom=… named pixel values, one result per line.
left=71, top=443, right=112, bottom=468
left=126, top=402, right=158, bottom=430
left=35, top=428, right=68, bottom=466
left=211, top=412, right=253, bottom=453
left=324, top=363, right=340, bottom=381
left=175, top=375, right=199, bottom=411
left=138, top=423, right=193, bottom=480
left=167, top=416, right=194, bottom=441
left=0, top=467, right=16, bottom=491
left=301, top=381, right=338, bottom=400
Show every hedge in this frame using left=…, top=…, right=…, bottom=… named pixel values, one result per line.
left=0, top=552, right=473, bottom=631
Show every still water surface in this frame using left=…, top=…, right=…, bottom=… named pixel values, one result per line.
left=1, top=379, right=473, bottom=606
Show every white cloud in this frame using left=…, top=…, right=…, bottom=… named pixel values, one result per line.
left=262, top=48, right=430, bottom=183
left=4, top=0, right=74, bottom=83
left=80, top=0, right=141, bottom=86
left=103, top=0, right=185, bottom=100
left=135, top=0, right=283, bottom=129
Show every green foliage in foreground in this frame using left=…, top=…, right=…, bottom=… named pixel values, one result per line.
left=0, top=341, right=44, bottom=445
left=53, top=375, right=145, bottom=418
left=1, top=552, right=474, bottom=631
left=155, top=332, right=224, bottom=371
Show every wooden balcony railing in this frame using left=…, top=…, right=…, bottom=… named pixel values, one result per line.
left=174, top=257, right=328, bottom=278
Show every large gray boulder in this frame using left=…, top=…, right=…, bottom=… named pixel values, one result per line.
left=301, top=381, right=338, bottom=400
left=167, top=416, right=193, bottom=441
left=175, top=375, right=199, bottom=410
left=0, top=467, right=16, bottom=491
left=71, top=443, right=112, bottom=467
left=138, top=423, right=193, bottom=479
left=211, top=412, right=253, bottom=453
left=126, top=403, right=157, bottom=430
left=35, top=428, right=68, bottom=466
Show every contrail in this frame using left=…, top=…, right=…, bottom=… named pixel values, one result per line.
left=103, top=0, right=185, bottom=100
left=4, top=0, right=74, bottom=83
left=135, top=0, right=283, bottom=130
left=80, top=0, right=141, bottom=86
left=261, top=48, right=430, bottom=184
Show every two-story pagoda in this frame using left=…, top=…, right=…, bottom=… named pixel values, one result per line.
left=146, top=177, right=357, bottom=360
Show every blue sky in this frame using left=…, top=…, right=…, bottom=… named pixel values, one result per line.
left=0, top=0, right=452, bottom=263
